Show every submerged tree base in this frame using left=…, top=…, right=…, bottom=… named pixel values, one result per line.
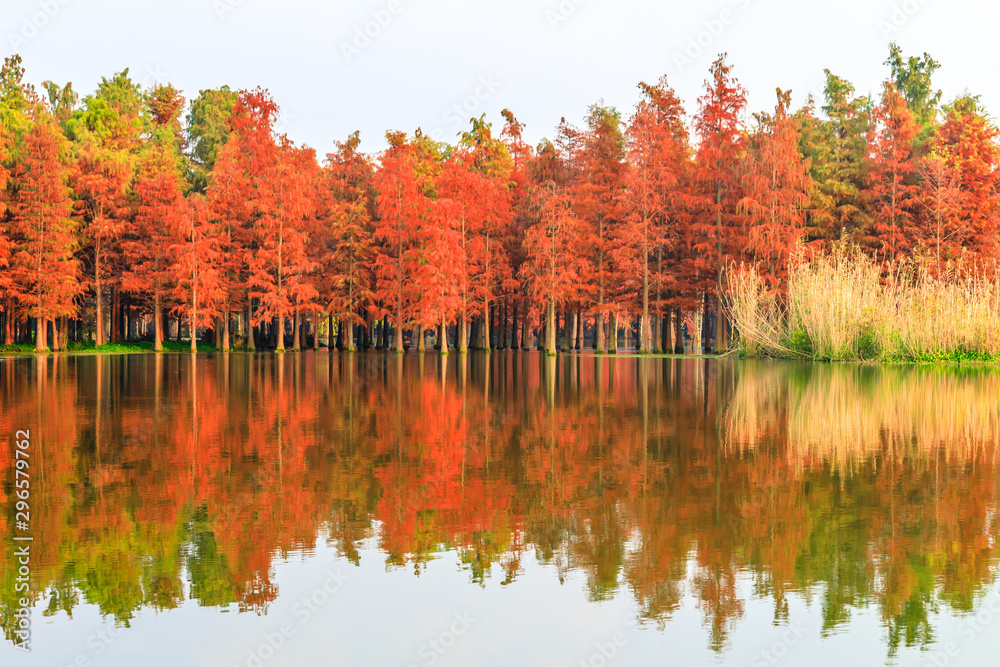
left=727, top=248, right=1000, bottom=363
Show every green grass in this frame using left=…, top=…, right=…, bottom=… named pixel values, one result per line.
left=68, top=340, right=217, bottom=354
left=0, top=343, right=38, bottom=354
left=0, top=340, right=218, bottom=356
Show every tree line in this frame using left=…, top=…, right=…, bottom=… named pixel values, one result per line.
left=1, top=43, right=996, bottom=354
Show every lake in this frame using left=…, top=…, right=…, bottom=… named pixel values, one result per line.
left=2, top=352, right=1000, bottom=666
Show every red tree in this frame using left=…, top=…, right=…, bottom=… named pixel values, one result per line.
left=373, top=131, right=428, bottom=352
left=866, top=81, right=920, bottom=264
left=916, top=153, right=964, bottom=269
left=121, top=145, right=184, bottom=351
left=738, top=88, right=811, bottom=287
left=74, top=138, right=130, bottom=345
left=618, top=76, right=691, bottom=353
left=692, top=54, right=747, bottom=352
left=322, top=132, right=375, bottom=352
left=10, top=111, right=80, bottom=351
left=521, top=185, right=584, bottom=355
left=931, top=97, right=1000, bottom=265
left=206, top=133, right=251, bottom=350
left=170, top=195, right=224, bottom=351
left=0, top=122, right=12, bottom=344
left=411, top=197, right=464, bottom=349
left=246, top=141, right=319, bottom=351
left=457, top=117, right=515, bottom=352
left=564, top=105, right=626, bottom=352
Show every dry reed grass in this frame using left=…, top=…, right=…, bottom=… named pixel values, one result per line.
left=724, top=363, right=1000, bottom=470
left=725, top=248, right=1000, bottom=362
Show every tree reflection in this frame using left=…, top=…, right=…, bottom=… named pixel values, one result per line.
left=2, top=354, right=1000, bottom=657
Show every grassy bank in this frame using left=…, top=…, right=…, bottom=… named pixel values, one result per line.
left=726, top=249, right=1000, bottom=362
left=0, top=340, right=218, bottom=356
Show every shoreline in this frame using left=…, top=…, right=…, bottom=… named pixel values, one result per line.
left=6, top=342, right=998, bottom=366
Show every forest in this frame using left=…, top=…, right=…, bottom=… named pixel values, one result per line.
left=0, top=44, right=996, bottom=356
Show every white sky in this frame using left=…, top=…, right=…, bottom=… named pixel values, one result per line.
left=0, top=0, right=992, bottom=158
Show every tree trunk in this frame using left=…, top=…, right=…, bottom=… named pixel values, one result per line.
left=393, top=317, right=403, bottom=352
left=596, top=311, right=606, bottom=353
left=520, top=304, right=530, bottom=350
left=703, top=303, right=712, bottom=354
left=440, top=317, right=449, bottom=354
left=292, top=308, right=301, bottom=351
left=662, top=309, right=670, bottom=353
left=469, top=316, right=480, bottom=351
left=190, top=276, right=199, bottom=352
left=641, top=268, right=651, bottom=353
left=673, top=308, right=684, bottom=354
left=484, top=306, right=493, bottom=352
left=275, top=315, right=285, bottom=351
left=247, top=300, right=256, bottom=351
left=561, top=311, right=574, bottom=352
left=459, top=312, right=469, bottom=353
left=692, top=295, right=705, bottom=355
left=153, top=293, right=164, bottom=352
left=511, top=304, right=519, bottom=350
left=714, top=296, right=728, bottom=354
left=95, top=256, right=105, bottom=346
left=4, top=299, right=13, bottom=345
left=35, top=318, right=46, bottom=352
left=500, top=302, right=508, bottom=350
left=545, top=300, right=556, bottom=356
left=110, top=287, right=121, bottom=343
left=609, top=312, right=618, bottom=354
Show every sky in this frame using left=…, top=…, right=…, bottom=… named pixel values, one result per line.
left=0, top=0, right=994, bottom=158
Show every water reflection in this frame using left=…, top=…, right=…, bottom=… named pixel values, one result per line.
left=2, top=353, right=999, bottom=658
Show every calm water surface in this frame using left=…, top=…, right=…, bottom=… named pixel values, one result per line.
left=2, top=352, right=1000, bottom=666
